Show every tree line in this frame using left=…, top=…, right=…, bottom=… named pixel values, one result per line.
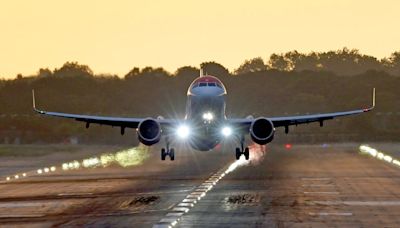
left=0, top=48, right=399, bottom=144
left=5, top=47, right=400, bottom=80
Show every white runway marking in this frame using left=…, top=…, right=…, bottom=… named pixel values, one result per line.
left=186, top=195, right=201, bottom=200
left=75, top=185, right=113, bottom=188
left=304, top=191, right=339, bottom=195
left=159, top=217, right=178, bottom=226
left=152, top=224, right=171, bottom=228
left=172, top=207, right=190, bottom=213
left=0, top=202, right=47, bottom=208
left=302, top=184, right=334, bottom=187
left=177, top=202, right=194, bottom=207
left=301, top=177, right=331, bottom=181
left=182, top=198, right=197, bottom=203
left=166, top=212, right=184, bottom=217
left=0, top=214, right=45, bottom=218
left=57, top=192, right=93, bottom=196
left=313, top=201, right=400, bottom=206
left=309, top=212, right=353, bottom=216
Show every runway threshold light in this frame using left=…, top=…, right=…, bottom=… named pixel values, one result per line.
left=177, top=125, right=190, bottom=139
left=221, top=126, right=232, bottom=137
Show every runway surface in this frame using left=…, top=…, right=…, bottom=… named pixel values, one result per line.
left=0, top=143, right=400, bottom=227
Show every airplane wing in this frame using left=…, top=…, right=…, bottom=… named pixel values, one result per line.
left=229, top=88, right=375, bottom=131
left=32, top=90, right=176, bottom=130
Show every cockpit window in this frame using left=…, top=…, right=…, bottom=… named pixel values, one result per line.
left=191, top=80, right=224, bottom=90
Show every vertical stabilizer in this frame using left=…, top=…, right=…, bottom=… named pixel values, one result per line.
left=200, top=67, right=204, bottom=77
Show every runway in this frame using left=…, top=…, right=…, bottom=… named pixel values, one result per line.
left=0, top=143, right=400, bottom=227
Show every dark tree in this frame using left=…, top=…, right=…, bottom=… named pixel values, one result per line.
left=124, top=67, right=140, bottom=79
left=174, top=66, right=199, bottom=78
left=268, top=53, right=291, bottom=71
left=317, top=48, right=382, bottom=75
left=234, top=57, right=268, bottom=75
left=383, top=51, right=400, bottom=76
left=37, top=68, right=52, bottom=78
left=284, top=51, right=320, bottom=72
left=140, top=67, right=171, bottom=78
left=53, top=62, right=93, bottom=77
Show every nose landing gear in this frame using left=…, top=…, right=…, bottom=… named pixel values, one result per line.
left=235, top=135, right=249, bottom=160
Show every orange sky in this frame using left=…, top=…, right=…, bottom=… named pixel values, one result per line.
left=1, top=0, right=399, bottom=78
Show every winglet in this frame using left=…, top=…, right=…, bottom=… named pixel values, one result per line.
left=32, top=89, right=43, bottom=113
left=32, top=89, right=36, bottom=110
left=372, top=87, right=376, bottom=108
left=364, top=88, right=376, bottom=112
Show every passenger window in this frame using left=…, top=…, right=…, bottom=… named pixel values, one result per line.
left=199, top=82, right=207, bottom=87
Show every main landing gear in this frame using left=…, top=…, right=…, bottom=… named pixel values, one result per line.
left=235, top=135, right=249, bottom=160
left=161, top=137, right=175, bottom=161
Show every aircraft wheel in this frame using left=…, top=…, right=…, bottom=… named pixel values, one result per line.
left=244, top=147, right=250, bottom=160
left=235, top=147, right=241, bottom=160
left=170, top=148, right=175, bottom=161
left=161, top=148, right=166, bottom=160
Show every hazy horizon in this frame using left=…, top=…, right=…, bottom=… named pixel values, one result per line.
left=1, top=0, right=399, bottom=78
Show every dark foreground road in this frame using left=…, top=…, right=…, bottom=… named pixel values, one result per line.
left=0, top=143, right=400, bottom=227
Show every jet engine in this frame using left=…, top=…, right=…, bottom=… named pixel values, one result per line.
left=137, top=118, right=161, bottom=146
left=250, top=117, right=275, bottom=145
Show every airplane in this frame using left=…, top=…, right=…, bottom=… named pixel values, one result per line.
left=32, top=70, right=376, bottom=161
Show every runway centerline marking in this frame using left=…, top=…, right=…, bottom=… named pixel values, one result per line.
left=153, top=157, right=250, bottom=228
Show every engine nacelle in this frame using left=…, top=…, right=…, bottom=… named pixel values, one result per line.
left=250, top=117, right=275, bottom=145
left=137, top=118, right=161, bottom=146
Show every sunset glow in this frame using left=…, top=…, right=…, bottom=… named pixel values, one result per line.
left=1, top=0, right=399, bottom=78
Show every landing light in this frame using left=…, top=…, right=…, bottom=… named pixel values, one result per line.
left=222, top=126, right=232, bottom=137
left=202, top=112, right=213, bottom=121
left=177, top=125, right=190, bottom=139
